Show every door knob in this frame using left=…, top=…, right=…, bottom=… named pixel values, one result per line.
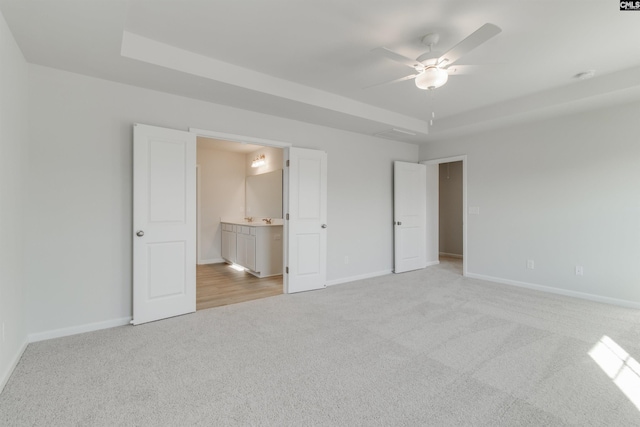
left=136, top=230, right=144, bottom=237
left=395, top=221, right=402, bottom=226
left=321, top=224, right=327, bottom=229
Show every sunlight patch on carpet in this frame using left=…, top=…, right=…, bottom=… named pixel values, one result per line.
left=589, top=335, right=640, bottom=411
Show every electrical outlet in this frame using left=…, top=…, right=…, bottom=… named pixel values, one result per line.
left=575, top=266, right=584, bottom=276
left=344, top=256, right=349, bottom=264
left=527, top=260, right=535, bottom=269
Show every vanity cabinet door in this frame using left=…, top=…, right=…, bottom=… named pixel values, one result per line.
left=235, top=227, right=257, bottom=272
left=236, top=232, right=247, bottom=267
left=221, top=226, right=236, bottom=263
left=246, top=235, right=256, bottom=271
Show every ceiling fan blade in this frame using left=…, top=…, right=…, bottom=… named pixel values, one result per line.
left=437, top=23, right=501, bottom=68
left=363, top=73, right=418, bottom=89
left=371, top=47, right=423, bottom=69
left=445, top=65, right=480, bottom=75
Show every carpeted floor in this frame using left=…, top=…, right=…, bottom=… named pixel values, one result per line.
left=1, top=258, right=639, bottom=426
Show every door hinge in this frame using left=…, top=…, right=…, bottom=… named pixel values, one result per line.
left=286, top=213, right=289, bottom=220
left=286, top=160, right=290, bottom=167
left=286, top=266, right=289, bottom=274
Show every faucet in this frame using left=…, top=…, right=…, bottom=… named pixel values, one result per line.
left=262, top=218, right=272, bottom=224
left=244, top=216, right=253, bottom=222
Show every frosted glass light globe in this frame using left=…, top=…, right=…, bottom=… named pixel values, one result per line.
left=415, top=66, right=448, bottom=90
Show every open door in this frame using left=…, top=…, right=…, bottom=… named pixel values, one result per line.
left=285, top=147, right=327, bottom=293
left=132, top=124, right=196, bottom=325
left=393, top=161, right=427, bottom=273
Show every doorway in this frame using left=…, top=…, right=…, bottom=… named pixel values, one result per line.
left=421, top=155, right=467, bottom=276
left=195, top=136, right=284, bottom=310
left=133, top=124, right=328, bottom=325
left=438, top=160, right=464, bottom=275
left=439, top=161, right=463, bottom=260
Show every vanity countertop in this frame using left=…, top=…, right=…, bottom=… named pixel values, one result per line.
left=221, top=218, right=284, bottom=227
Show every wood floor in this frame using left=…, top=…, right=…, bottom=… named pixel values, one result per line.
left=196, top=263, right=283, bottom=311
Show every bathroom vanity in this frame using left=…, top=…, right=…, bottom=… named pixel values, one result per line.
left=221, top=219, right=283, bottom=278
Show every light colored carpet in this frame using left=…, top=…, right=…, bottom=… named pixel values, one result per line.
left=1, top=258, right=639, bottom=426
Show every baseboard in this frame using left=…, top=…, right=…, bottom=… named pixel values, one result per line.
left=426, top=260, right=440, bottom=267
left=326, top=269, right=392, bottom=286
left=466, top=272, right=640, bottom=310
left=0, top=338, right=28, bottom=394
left=439, top=252, right=463, bottom=259
left=197, top=258, right=224, bottom=265
left=28, top=316, right=132, bottom=343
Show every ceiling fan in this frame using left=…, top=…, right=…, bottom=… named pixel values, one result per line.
left=371, top=23, right=501, bottom=90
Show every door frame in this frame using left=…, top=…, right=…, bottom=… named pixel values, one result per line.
left=420, top=155, right=468, bottom=276
left=189, top=127, right=293, bottom=292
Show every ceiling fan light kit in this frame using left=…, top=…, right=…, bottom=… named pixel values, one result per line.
left=372, top=23, right=502, bottom=91
left=415, top=66, right=449, bottom=90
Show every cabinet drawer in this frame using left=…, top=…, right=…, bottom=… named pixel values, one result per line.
left=250, top=227, right=257, bottom=236
left=222, top=223, right=232, bottom=231
left=241, top=226, right=251, bottom=235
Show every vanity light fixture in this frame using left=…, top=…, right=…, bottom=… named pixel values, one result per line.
left=251, top=154, right=266, bottom=168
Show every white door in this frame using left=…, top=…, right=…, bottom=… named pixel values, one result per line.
left=394, top=161, right=427, bottom=273
left=133, top=124, right=196, bottom=325
left=285, top=147, right=327, bottom=293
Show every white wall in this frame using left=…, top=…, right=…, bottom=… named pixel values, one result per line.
left=197, top=142, right=246, bottom=264
left=420, top=102, right=640, bottom=307
left=26, top=64, right=419, bottom=336
left=0, top=10, right=28, bottom=391
left=439, top=161, right=463, bottom=257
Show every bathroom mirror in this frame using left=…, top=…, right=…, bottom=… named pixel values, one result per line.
left=245, top=169, right=283, bottom=218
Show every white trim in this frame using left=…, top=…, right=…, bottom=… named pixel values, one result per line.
left=196, top=164, right=202, bottom=264
left=282, top=148, right=290, bottom=293
left=0, top=339, right=28, bottom=394
left=439, top=252, right=463, bottom=259
left=28, top=317, right=132, bottom=343
left=421, top=155, right=466, bottom=165
left=325, top=269, right=392, bottom=287
left=189, top=128, right=293, bottom=148
left=425, top=260, right=440, bottom=267
left=466, top=272, right=640, bottom=310
left=198, top=258, right=225, bottom=265
left=188, top=127, right=291, bottom=295
left=420, top=155, right=468, bottom=277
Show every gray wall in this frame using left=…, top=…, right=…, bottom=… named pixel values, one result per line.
left=421, top=101, right=640, bottom=307
left=439, top=161, right=463, bottom=257
left=0, top=11, right=28, bottom=390
left=25, top=64, right=419, bottom=337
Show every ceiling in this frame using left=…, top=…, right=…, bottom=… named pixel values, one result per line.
left=2, top=0, right=640, bottom=144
